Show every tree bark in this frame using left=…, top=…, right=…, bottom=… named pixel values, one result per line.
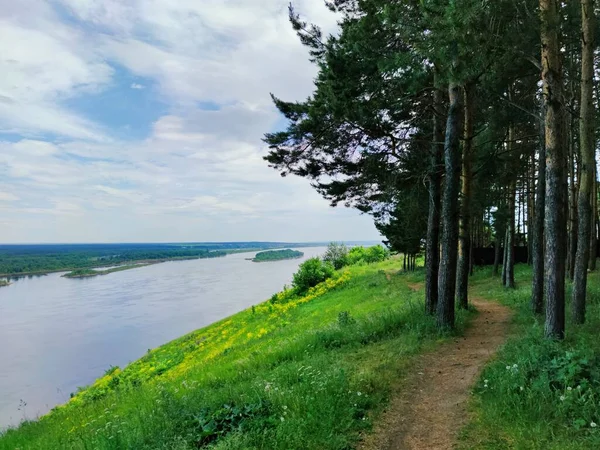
left=572, top=0, right=595, bottom=325
left=505, top=178, right=517, bottom=288
left=437, top=82, right=463, bottom=330
left=528, top=151, right=536, bottom=264
left=567, top=113, right=578, bottom=281
left=426, top=86, right=444, bottom=315
left=456, top=83, right=474, bottom=310
left=540, top=0, right=567, bottom=340
left=493, top=233, right=501, bottom=276
left=531, top=123, right=546, bottom=315
left=590, top=168, right=598, bottom=270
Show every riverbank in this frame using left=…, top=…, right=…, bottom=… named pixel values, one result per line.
left=62, top=264, right=151, bottom=278
left=0, top=280, right=10, bottom=287
left=0, top=254, right=228, bottom=278
left=0, top=259, right=473, bottom=449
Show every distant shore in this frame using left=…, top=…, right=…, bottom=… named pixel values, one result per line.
left=251, top=249, right=305, bottom=262
left=62, top=264, right=152, bottom=278
left=0, top=254, right=227, bottom=278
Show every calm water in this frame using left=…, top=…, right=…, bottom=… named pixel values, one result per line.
left=0, top=247, right=326, bottom=428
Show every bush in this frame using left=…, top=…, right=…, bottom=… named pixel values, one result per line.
left=365, top=245, right=389, bottom=263
left=346, top=245, right=389, bottom=265
left=292, top=258, right=334, bottom=294
left=323, top=242, right=349, bottom=269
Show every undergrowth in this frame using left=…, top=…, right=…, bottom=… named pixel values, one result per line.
left=459, top=265, right=600, bottom=449
left=0, top=260, right=471, bottom=450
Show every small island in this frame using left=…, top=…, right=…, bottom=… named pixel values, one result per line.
left=63, top=265, right=149, bottom=278
left=252, top=249, right=304, bottom=262
left=0, top=279, right=10, bottom=287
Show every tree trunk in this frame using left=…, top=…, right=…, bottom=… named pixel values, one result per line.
left=528, top=151, right=535, bottom=264
left=456, top=84, right=474, bottom=310
left=493, top=233, right=501, bottom=276
left=502, top=221, right=509, bottom=285
left=567, top=113, right=578, bottom=281
left=437, top=82, right=463, bottom=330
left=426, top=86, right=444, bottom=315
left=590, top=168, right=598, bottom=270
left=541, top=0, right=567, bottom=339
left=572, top=0, right=595, bottom=325
left=505, top=178, right=517, bottom=289
left=531, top=127, right=546, bottom=315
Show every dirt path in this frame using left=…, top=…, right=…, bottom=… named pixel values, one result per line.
left=360, top=296, right=512, bottom=450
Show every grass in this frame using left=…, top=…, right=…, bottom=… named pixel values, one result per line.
left=0, top=259, right=472, bottom=450
left=459, top=264, right=600, bottom=449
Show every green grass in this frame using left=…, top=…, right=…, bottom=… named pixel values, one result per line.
left=0, top=260, right=471, bottom=450
left=459, top=264, right=600, bottom=449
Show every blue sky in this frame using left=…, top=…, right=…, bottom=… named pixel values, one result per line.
left=0, top=0, right=380, bottom=243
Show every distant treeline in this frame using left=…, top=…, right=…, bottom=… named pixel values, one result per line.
left=0, top=244, right=226, bottom=275
left=253, top=249, right=304, bottom=262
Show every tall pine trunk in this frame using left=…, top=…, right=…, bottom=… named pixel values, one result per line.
left=426, top=86, right=444, bottom=315
left=572, top=0, right=595, bottom=325
left=540, top=0, right=567, bottom=339
left=532, top=141, right=546, bottom=314
left=493, top=233, right=501, bottom=276
left=590, top=169, right=598, bottom=270
left=567, top=116, right=578, bottom=281
left=504, top=123, right=516, bottom=288
left=505, top=179, right=516, bottom=288
left=528, top=151, right=536, bottom=264
left=456, top=84, right=474, bottom=310
left=437, top=82, right=463, bottom=330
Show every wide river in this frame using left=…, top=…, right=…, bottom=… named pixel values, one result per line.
left=0, top=247, right=326, bottom=429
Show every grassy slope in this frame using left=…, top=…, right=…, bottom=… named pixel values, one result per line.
left=459, top=265, right=600, bottom=449
left=0, top=260, right=471, bottom=450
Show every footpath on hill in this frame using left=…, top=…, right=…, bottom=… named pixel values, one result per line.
left=360, top=289, right=512, bottom=450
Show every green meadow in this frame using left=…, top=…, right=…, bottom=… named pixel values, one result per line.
left=459, top=265, right=600, bottom=449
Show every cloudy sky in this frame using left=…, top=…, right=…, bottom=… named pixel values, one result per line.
left=0, top=0, right=380, bottom=243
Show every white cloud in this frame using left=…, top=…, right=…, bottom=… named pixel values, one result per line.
left=0, top=1, right=381, bottom=243
left=0, top=192, right=19, bottom=202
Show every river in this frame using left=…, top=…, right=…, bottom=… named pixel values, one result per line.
left=0, top=247, right=326, bottom=429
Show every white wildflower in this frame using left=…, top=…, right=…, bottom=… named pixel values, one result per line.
left=560, top=395, right=566, bottom=401
left=357, top=392, right=362, bottom=396
left=591, top=422, right=597, bottom=428
left=567, top=387, right=572, bottom=391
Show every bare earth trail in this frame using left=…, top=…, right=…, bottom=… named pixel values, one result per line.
left=360, top=288, right=512, bottom=450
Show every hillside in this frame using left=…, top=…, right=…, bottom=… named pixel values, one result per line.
left=0, top=258, right=471, bottom=449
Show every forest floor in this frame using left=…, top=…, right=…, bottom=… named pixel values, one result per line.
left=360, top=290, right=512, bottom=450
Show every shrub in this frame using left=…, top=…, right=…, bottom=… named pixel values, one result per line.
left=346, top=245, right=389, bottom=265
left=323, top=242, right=349, bottom=269
left=364, top=245, right=389, bottom=263
left=292, top=258, right=334, bottom=294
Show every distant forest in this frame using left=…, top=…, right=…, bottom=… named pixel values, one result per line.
left=253, top=249, right=304, bottom=262
left=0, top=244, right=229, bottom=275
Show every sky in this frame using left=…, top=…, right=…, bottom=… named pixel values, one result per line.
left=0, top=0, right=381, bottom=244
